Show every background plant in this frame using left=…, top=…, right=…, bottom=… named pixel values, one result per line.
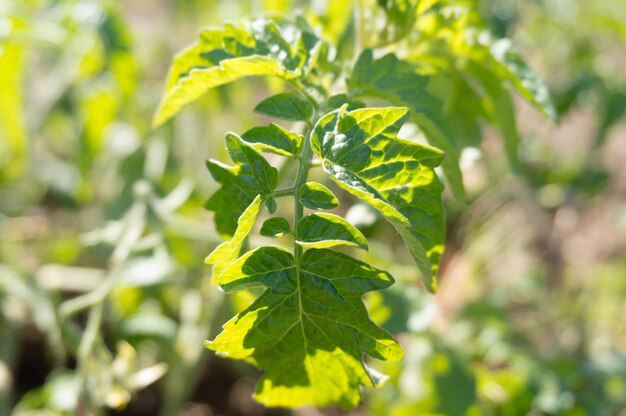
left=1, top=0, right=625, bottom=415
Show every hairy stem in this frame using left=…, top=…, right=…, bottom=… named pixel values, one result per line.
left=272, top=186, right=296, bottom=198
left=292, top=118, right=315, bottom=363
left=293, top=131, right=314, bottom=259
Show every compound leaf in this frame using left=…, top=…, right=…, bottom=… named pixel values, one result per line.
left=205, top=133, right=278, bottom=237
left=260, top=217, right=292, bottom=237
left=205, top=195, right=263, bottom=283
left=311, top=106, right=444, bottom=291
left=254, top=92, right=313, bottom=121
left=208, top=246, right=402, bottom=408
left=296, top=213, right=367, bottom=250
left=298, top=182, right=339, bottom=210
left=154, top=19, right=325, bottom=126
left=349, top=49, right=466, bottom=205
left=241, top=123, right=303, bottom=157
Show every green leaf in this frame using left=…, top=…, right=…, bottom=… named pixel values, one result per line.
left=442, top=74, right=486, bottom=149
left=485, top=37, right=558, bottom=122
left=208, top=246, right=402, bottom=408
left=311, top=106, right=445, bottom=291
left=296, top=213, right=367, bottom=250
left=205, top=195, right=263, bottom=284
left=265, top=197, right=277, bottom=213
left=323, top=94, right=366, bottom=113
left=260, top=217, right=292, bottom=237
left=298, top=182, right=339, bottom=210
left=466, top=61, right=521, bottom=171
left=349, top=50, right=467, bottom=205
left=0, top=24, right=27, bottom=178
left=241, top=123, right=303, bottom=157
left=375, top=0, right=420, bottom=45
left=254, top=92, right=313, bottom=122
left=205, top=133, right=278, bottom=237
left=154, top=19, right=325, bottom=126
left=428, top=5, right=555, bottom=123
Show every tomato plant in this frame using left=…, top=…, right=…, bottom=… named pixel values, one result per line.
left=154, top=1, right=555, bottom=409
left=3, top=0, right=625, bottom=414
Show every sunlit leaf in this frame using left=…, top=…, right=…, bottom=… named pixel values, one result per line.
left=241, top=123, right=303, bottom=157
left=254, top=92, right=313, bottom=122
left=0, top=19, right=28, bottom=178
left=349, top=49, right=466, bottom=205
left=208, top=246, right=402, bottom=408
left=311, top=106, right=445, bottom=291
left=205, top=133, right=278, bottom=237
left=298, top=182, right=339, bottom=210
left=154, top=19, right=325, bottom=126
left=260, top=217, right=292, bottom=237
left=296, top=213, right=367, bottom=250
left=205, top=195, right=263, bottom=284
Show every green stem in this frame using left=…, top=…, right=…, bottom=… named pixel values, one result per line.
left=293, top=134, right=314, bottom=255
left=292, top=119, right=315, bottom=361
left=272, top=186, right=296, bottom=198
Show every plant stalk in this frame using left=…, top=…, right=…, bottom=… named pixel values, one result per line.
left=293, top=131, right=314, bottom=259
left=291, top=116, right=315, bottom=362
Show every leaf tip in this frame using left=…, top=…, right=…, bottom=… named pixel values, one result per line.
left=152, top=107, right=168, bottom=129
left=428, top=276, right=437, bottom=293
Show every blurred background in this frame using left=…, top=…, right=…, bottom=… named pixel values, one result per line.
left=1, top=0, right=625, bottom=415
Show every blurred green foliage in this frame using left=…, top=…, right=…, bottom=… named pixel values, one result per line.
left=0, top=0, right=625, bottom=415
